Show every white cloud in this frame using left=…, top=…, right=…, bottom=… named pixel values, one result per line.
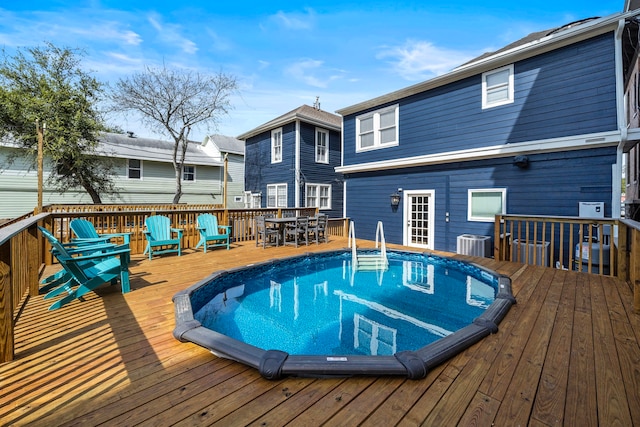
left=285, top=59, right=344, bottom=88
left=148, top=13, right=198, bottom=54
left=377, top=39, right=474, bottom=81
left=270, top=9, right=315, bottom=30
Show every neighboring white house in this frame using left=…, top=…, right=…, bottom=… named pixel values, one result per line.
left=0, top=132, right=245, bottom=220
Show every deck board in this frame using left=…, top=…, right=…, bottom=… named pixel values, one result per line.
left=1, top=238, right=640, bottom=426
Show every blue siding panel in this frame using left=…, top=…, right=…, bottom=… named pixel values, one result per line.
left=298, top=122, right=344, bottom=217
left=343, top=33, right=617, bottom=167
left=346, top=147, right=616, bottom=252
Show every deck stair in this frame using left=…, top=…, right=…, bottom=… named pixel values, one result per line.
left=348, top=220, right=388, bottom=271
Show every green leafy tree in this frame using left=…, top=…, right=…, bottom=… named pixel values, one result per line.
left=0, top=42, right=117, bottom=203
left=111, top=65, right=238, bottom=203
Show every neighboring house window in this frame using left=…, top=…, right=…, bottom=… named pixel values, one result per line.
left=482, top=65, right=514, bottom=109
left=356, top=104, right=399, bottom=152
left=128, top=159, right=142, bottom=179
left=306, top=183, right=331, bottom=209
left=267, top=183, right=287, bottom=208
left=316, top=128, right=329, bottom=163
left=468, top=189, right=507, bottom=222
left=271, top=128, right=282, bottom=163
left=182, top=165, right=195, bottom=181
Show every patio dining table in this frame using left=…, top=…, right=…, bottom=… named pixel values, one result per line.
left=264, top=216, right=316, bottom=245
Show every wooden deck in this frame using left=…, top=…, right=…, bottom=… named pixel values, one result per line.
left=1, top=237, right=640, bottom=426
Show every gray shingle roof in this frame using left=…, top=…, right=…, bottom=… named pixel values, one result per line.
left=237, top=105, right=341, bottom=140
left=207, top=134, right=245, bottom=155
left=98, top=132, right=223, bottom=167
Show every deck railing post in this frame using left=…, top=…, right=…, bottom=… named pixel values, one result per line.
left=0, top=240, right=13, bottom=363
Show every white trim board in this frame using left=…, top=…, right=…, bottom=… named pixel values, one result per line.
left=335, top=131, right=620, bottom=174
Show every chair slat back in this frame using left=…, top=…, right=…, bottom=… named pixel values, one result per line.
left=145, top=215, right=172, bottom=241
left=197, top=213, right=219, bottom=234
left=70, top=218, right=100, bottom=239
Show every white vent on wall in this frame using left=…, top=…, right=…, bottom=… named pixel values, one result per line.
left=456, top=234, right=491, bottom=257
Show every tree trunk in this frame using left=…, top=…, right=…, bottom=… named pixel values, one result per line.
left=173, top=166, right=182, bottom=204
left=82, top=182, right=103, bottom=204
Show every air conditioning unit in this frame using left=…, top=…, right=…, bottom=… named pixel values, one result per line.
left=456, top=234, right=491, bottom=257
left=512, top=239, right=550, bottom=267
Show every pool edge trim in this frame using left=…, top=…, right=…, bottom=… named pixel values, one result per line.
left=172, top=249, right=516, bottom=380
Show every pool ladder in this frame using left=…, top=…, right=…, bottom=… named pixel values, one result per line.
left=348, top=220, right=389, bottom=271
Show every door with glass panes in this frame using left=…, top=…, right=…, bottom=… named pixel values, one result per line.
left=403, top=190, right=435, bottom=250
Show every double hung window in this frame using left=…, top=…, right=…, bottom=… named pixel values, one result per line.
left=356, top=105, right=398, bottom=152
left=482, top=65, right=514, bottom=109
left=271, top=128, right=282, bottom=163
left=267, top=183, right=287, bottom=208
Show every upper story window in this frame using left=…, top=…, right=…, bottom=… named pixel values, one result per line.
left=482, top=65, right=514, bottom=109
left=267, top=183, right=287, bottom=208
left=182, top=165, right=195, bottom=181
left=356, top=104, right=399, bottom=152
left=271, top=128, right=282, bottom=163
left=127, top=159, right=142, bottom=179
left=315, top=128, right=329, bottom=163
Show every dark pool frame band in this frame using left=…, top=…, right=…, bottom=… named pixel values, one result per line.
left=172, top=250, right=516, bottom=380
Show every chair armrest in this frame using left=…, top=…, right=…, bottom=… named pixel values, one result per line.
left=64, top=245, right=130, bottom=263
left=171, top=228, right=184, bottom=237
left=219, top=226, right=231, bottom=232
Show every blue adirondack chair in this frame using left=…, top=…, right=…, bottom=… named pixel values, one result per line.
left=70, top=218, right=131, bottom=246
left=195, top=213, right=231, bottom=252
left=38, top=226, right=130, bottom=310
left=39, top=228, right=123, bottom=295
left=143, top=215, right=183, bottom=260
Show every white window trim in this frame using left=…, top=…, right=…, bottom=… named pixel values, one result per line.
left=271, top=128, right=283, bottom=164
left=267, top=183, right=287, bottom=208
left=315, top=128, right=329, bottom=164
left=305, top=183, right=332, bottom=210
left=182, top=165, right=196, bottom=182
left=468, top=188, right=507, bottom=222
left=355, top=104, right=399, bottom=152
left=127, top=159, right=142, bottom=180
left=482, top=64, right=514, bottom=109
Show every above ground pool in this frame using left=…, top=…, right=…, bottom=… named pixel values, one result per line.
left=173, top=249, right=515, bottom=379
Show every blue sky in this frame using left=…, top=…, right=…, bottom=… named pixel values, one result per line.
left=0, top=1, right=624, bottom=140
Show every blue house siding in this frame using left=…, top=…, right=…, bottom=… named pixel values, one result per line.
left=244, top=122, right=297, bottom=207
left=345, top=146, right=616, bottom=253
left=298, top=122, right=344, bottom=217
left=342, top=32, right=617, bottom=167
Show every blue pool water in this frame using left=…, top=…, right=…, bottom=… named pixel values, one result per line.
left=191, top=250, right=498, bottom=356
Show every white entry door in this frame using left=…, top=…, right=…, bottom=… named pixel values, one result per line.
left=403, top=190, right=435, bottom=250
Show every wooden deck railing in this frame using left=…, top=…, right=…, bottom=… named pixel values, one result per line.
left=0, top=213, right=46, bottom=363
left=0, top=207, right=350, bottom=363
left=494, top=215, right=639, bottom=283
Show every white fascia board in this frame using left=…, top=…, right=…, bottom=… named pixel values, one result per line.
left=335, top=131, right=621, bottom=174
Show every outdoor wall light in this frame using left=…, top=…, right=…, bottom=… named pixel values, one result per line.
left=390, top=191, right=401, bottom=207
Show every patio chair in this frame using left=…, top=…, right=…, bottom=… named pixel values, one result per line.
left=284, top=216, right=309, bottom=247
left=38, top=226, right=130, bottom=310
left=143, top=215, right=183, bottom=260
left=39, top=229, right=123, bottom=295
left=195, top=213, right=231, bottom=252
left=255, top=215, right=280, bottom=248
left=70, top=218, right=131, bottom=246
left=308, top=214, right=329, bottom=244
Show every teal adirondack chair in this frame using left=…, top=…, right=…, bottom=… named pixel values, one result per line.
left=38, top=226, right=130, bottom=310
left=143, top=215, right=183, bottom=260
left=70, top=218, right=131, bottom=246
left=195, top=213, right=231, bottom=252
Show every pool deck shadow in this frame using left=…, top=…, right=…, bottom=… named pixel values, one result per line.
left=1, top=237, right=639, bottom=426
